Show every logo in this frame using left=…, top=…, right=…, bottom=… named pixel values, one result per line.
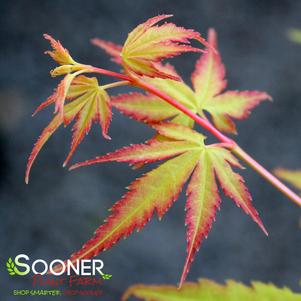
left=6, top=254, right=112, bottom=280
left=6, top=257, right=24, bottom=276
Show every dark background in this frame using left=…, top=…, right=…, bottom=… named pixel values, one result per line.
left=1, top=0, right=301, bottom=300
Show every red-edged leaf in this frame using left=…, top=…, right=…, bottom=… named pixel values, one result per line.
left=26, top=90, right=91, bottom=183
left=121, top=15, right=209, bottom=79
left=67, top=124, right=266, bottom=284
left=44, top=34, right=76, bottom=65
left=26, top=76, right=112, bottom=182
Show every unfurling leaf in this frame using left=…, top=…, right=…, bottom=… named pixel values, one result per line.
left=123, top=278, right=301, bottom=301
left=25, top=76, right=112, bottom=183
left=44, top=34, right=77, bottom=66
left=111, top=29, right=271, bottom=133
left=274, top=168, right=301, bottom=192
left=121, top=15, right=209, bottom=79
left=69, top=123, right=266, bottom=285
left=44, top=34, right=86, bottom=78
left=38, top=34, right=90, bottom=117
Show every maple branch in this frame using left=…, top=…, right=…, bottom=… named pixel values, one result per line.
left=88, top=67, right=233, bottom=143
left=90, top=67, right=301, bottom=208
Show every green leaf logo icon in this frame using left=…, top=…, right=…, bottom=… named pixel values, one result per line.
left=6, top=257, right=16, bottom=276
left=6, top=257, right=24, bottom=276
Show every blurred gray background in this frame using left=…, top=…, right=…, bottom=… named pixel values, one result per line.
left=1, top=0, right=301, bottom=300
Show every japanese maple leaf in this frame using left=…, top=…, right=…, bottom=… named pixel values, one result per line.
left=95, top=28, right=271, bottom=134
left=25, top=75, right=111, bottom=183
left=69, top=123, right=267, bottom=286
left=93, top=14, right=209, bottom=80
left=122, top=278, right=301, bottom=301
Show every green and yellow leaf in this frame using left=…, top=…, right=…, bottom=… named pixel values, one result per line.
left=123, top=278, right=301, bottom=301
left=121, top=15, right=208, bottom=79
left=68, top=123, right=266, bottom=285
left=26, top=76, right=112, bottom=183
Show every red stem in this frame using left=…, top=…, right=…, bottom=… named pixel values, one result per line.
left=233, top=145, right=301, bottom=207
left=89, top=66, right=130, bottom=81
left=91, top=67, right=301, bottom=207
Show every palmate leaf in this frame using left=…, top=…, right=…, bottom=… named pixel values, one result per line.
left=25, top=76, right=112, bottom=183
left=69, top=123, right=266, bottom=285
left=94, top=15, right=209, bottom=80
left=122, top=278, right=301, bottom=301
left=105, top=29, right=271, bottom=134
left=274, top=168, right=301, bottom=192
